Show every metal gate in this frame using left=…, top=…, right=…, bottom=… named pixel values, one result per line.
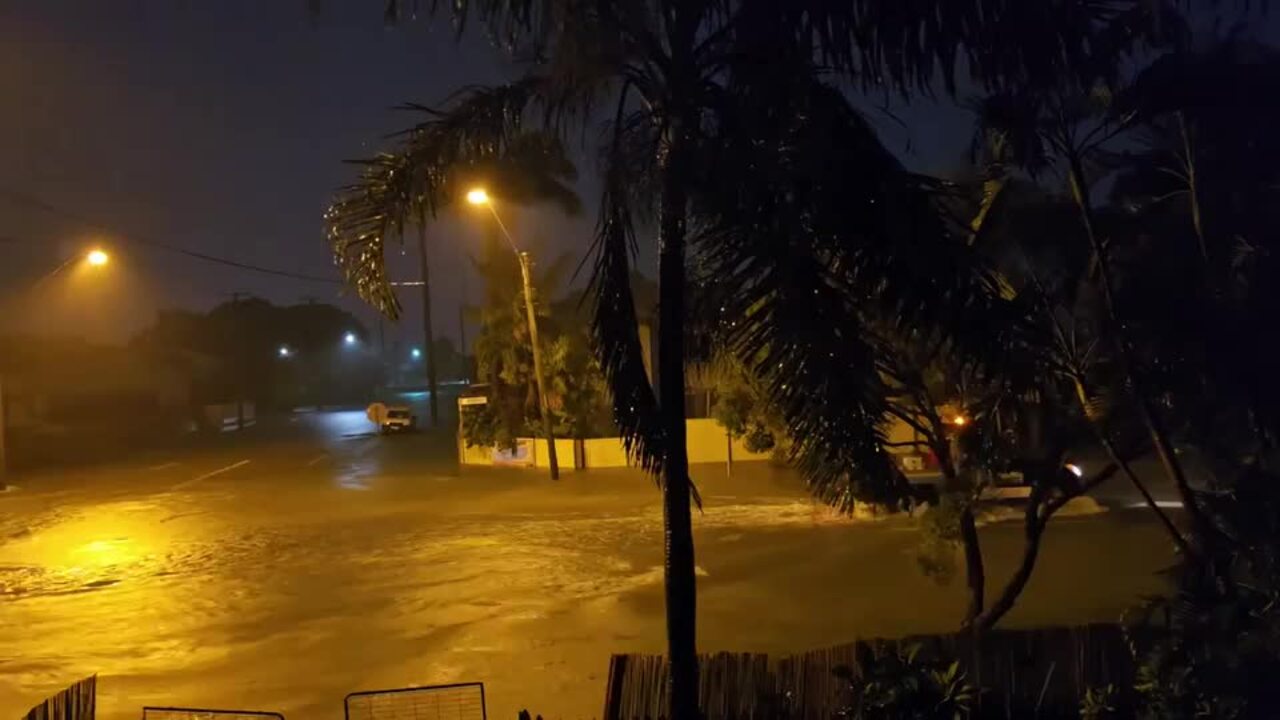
left=142, top=707, right=284, bottom=720
left=344, top=682, right=486, bottom=720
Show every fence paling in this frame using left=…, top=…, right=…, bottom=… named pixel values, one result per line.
left=602, top=624, right=1135, bottom=719
left=24, top=675, right=96, bottom=720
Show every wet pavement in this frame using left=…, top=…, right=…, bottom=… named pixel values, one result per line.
left=0, top=408, right=1177, bottom=720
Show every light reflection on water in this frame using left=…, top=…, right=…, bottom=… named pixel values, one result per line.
left=0, top=441, right=1168, bottom=720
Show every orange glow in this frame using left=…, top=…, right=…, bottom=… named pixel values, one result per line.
left=465, top=188, right=491, bottom=206
left=951, top=415, right=967, bottom=426
left=86, top=249, right=109, bottom=267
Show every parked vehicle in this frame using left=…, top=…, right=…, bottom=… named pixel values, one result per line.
left=366, top=402, right=415, bottom=434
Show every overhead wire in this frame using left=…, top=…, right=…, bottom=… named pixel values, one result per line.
left=0, top=187, right=344, bottom=285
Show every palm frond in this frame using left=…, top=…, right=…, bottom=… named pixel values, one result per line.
left=691, top=71, right=1008, bottom=508
left=726, top=0, right=1174, bottom=97
left=586, top=113, right=665, bottom=477
left=386, top=1, right=1182, bottom=100
left=325, top=78, right=578, bottom=318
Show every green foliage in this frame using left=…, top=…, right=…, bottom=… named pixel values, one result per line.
left=1126, top=465, right=1280, bottom=719
left=466, top=243, right=614, bottom=446
left=1079, top=684, right=1119, bottom=720
left=710, top=368, right=754, bottom=439
left=132, top=298, right=376, bottom=409
left=459, top=401, right=513, bottom=451
left=836, top=643, right=976, bottom=720
left=743, top=424, right=777, bottom=454
left=709, top=358, right=786, bottom=457
left=915, top=493, right=969, bottom=586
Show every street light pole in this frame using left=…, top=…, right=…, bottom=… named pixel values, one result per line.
left=469, top=190, right=559, bottom=480
left=459, top=262, right=469, bottom=381
left=0, top=248, right=111, bottom=483
left=417, top=221, right=440, bottom=427
left=516, top=251, right=559, bottom=480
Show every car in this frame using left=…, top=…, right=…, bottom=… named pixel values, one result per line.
left=382, top=407, right=415, bottom=433
left=367, top=402, right=416, bottom=434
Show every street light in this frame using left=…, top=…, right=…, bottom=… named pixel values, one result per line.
left=343, top=332, right=357, bottom=346
left=278, top=345, right=293, bottom=358
left=31, top=247, right=111, bottom=290
left=2, top=245, right=112, bottom=481
left=411, top=347, right=422, bottom=359
left=466, top=186, right=560, bottom=480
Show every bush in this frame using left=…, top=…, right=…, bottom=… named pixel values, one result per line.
left=835, top=642, right=976, bottom=720
left=1126, top=465, right=1280, bottom=719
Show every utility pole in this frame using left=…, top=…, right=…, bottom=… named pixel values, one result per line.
left=417, top=221, right=440, bottom=426
left=466, top=188, right=559, bottom=479
left=459, top=263, right=469, bottom=381
left=518, top=252, right=560, bottom=480
left=228, top=291, right=248, bottom=430
left=0, top=248, right=111, bottom=482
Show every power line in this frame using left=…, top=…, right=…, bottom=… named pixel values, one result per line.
left=0, top=187, right=343, bottom=285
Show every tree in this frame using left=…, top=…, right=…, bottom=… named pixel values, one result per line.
left=843, top=220, right=1133, bottom=630
left=944, top=37, right=1280, bottom=626
left=335, top=2, right=1175, bottom=714
left=709, top=358, right=779, bottom=453
left=1112, top=40, right=1280, bottom=468
left=133, top=299, right=375, bottom=411
left=1108, top=42, right=1280, bottom=715
left=973, top=35, right=1280, bottom=560
left=461, top=243, right=613, bottom=450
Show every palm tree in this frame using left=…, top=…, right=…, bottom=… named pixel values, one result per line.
left=966, top=172, right=1196, bottom=555
left=332, top=2, right=1178, bottom=715
left=1114, top=40, right=1280, bottom=455
left=326, top=94, right=580, bottom=425
left=966, top=63, right=1238, bottom=541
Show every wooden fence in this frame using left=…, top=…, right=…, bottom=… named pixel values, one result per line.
left=603, top=624, right=1136, bottom=719
left=23, top=675, right=96, bottom=720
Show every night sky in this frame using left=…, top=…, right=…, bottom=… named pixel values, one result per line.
left=3, top=2, right=1271, bottom=347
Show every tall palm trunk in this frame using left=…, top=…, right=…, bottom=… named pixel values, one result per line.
left=657, top=123, right=699, bottom=720
left=1066, top=155, right=1212, bottom=539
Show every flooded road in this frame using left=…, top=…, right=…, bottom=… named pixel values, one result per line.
left=0, top=410, right=1174, bottom=719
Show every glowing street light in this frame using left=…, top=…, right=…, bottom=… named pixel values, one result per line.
left=343, top=332, right=357, bottom=346
left=465, top=186, right=559, bottom=480
left=3, top=244, right=111, bottom=480
left=411, top=347, right=422, bottom=359
left=28, top=246, right=112, bottom=293
left=278, top=345, right=293, bottom=358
